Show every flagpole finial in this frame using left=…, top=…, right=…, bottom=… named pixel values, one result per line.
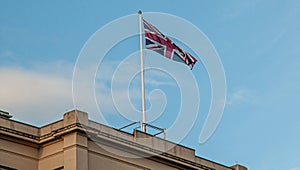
left=138, top=10, right=142, bottom=15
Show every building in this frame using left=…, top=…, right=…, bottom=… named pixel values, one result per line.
left=0, top=109, right=247, bottom=170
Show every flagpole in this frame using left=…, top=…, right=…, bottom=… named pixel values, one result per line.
left=138, top=10, right=146, bottom=133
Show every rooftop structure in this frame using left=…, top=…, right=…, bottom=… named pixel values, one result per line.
left=0, top=109, right=247, bottom=170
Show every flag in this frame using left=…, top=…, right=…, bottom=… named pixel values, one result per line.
left=143, top=19, right=197, bottom=69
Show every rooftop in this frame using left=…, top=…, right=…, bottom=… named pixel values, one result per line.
left=0, top=109, right=247, bottom=170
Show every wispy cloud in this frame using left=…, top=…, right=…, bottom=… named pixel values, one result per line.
left=145, top=78, right=176, bottom=87
left=226, top=88, right=254, bottom=106
left=1, top=50, right=14, bottom=57
left=0, top=66, right=73, bottom=126
left=93, top=60, right=173, bottom=121
left=0, top=62, right=120, bottom=126
left=291, top=167, right=300, bottom=170
left=0, top=50, right=19, bottom=64
left=0, top=59, right=182, bottom=126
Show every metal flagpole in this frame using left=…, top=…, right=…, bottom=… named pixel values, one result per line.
left=138, top=10, right=146, bottom=133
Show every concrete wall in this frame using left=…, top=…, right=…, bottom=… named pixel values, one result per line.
left=87, top=139, right=181, bottom=170
left=0, top=138, right=38, bottom=170
left=38, top=139, right=64, bottom=170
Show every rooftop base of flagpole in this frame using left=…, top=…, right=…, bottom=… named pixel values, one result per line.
left=119, top=121, right=166, bottom=140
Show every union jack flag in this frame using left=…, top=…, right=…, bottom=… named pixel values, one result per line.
left=143, top=19, right=197, bottom=69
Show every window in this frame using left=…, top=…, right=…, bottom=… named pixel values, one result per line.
left=0, top=165, right=17, bottom=170
left=53, top=166, right=64, bottom=170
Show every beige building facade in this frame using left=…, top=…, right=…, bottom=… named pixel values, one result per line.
left=0, top=109, right=247, bottom=170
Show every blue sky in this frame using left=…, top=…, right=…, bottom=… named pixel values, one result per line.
left=1, top=1, right=300, bottom=169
